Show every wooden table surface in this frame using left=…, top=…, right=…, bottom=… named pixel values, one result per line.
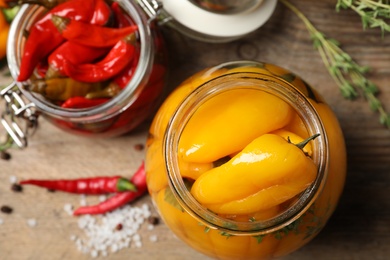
left=1, top=1, right=390, bottom=259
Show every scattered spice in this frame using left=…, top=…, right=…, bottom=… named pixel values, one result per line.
left=11, top=183, right=23, bottom=192
left=134, top=143, right=144, bottom=151
left=147, top=216, right=159, bottom=225
left=9, top=175, right=17, bottom=184
left=64, top=203, right=74, bottom=216
left=71, top=203, right=152, bottom=257
left=27, top=218, right=37, bottom=227
left=115, top=223, right=123, bottom=231
left=1, top=205, right=13, bottom=214
left=0, top=151, right=11, bottom=160
left=149, top=235, right=158, bottom=243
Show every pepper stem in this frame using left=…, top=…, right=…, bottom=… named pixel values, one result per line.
left=51, top=15, right=70, bottom=33
left=293, top=133, right=320, bottom=150
left=117, top=178, right=137, bottom=192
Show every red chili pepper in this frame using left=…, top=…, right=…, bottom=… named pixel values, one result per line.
left=73, top=162, right=147, bottom=215
left=6, top=0, right=75, bottom=9
left=111, top=48, right=139, bottom=89
left=109, top=4, right=140, bottom=89
left=17, top=0, right=112, bottom=82
left=130, top=63, right=166, bottom=108
left=61, top=96, right=109, bottom=109
left=111, top=1, right=136, bottom=28
left=35, top=61, right=49, bottom=78
left=51, top=15, right=138, bottom=47
left=2, top=0, right=12, bottom=7
left=20, top=176, right=137, bottom=194
left=62, top=34, right=136, bottom=83
left=90, top=0, right=112, bottom=26
left=47, top=41, right=110, bottom=78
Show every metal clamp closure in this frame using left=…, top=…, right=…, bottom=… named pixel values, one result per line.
left=1, top=81, right=38, bottom=153
left=136, top=0, right=173, bottom=25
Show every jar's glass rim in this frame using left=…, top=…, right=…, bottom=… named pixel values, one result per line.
left=163, top=62, right=329, bottom=235
left=7, top=0, right=154, bottom=122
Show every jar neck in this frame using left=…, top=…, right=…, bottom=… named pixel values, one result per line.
left=163, top=70, right=329, bottom=235
left=7, top=0, right=154, bottom=122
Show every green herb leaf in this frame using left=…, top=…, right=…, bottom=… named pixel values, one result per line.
left=336, top=0, right=390, bottom=35
left=219, top=232, right=233, bottom=239
left=163, top=179, right=194, bottom=212
left=204, top=226, right=210, bottom=233
left=253, top=235, right=266, bottom=244
left=164, top=187, right=184, bottom=212
left=280, top=0, right=390, bottom=129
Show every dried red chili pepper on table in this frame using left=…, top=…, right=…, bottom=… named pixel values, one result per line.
left=17, top=0, right=112, bottom=81
left=20, top=176, right=137, bottom=194
left=51, top=14, right=138, bottom=48
left=73, top=162, right=147, bottom=215
left=62, top=34, right=137, bottom=83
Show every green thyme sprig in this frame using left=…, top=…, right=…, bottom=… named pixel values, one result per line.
left=336, top=0, right=390, bottom=35
left=279, top=0, right=390, bottom=128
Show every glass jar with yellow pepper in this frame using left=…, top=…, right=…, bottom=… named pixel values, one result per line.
left=146, top=61, right=347, bottom=259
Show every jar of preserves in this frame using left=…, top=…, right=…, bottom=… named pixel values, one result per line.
left=146, top=61, right=347, bottom=259
left=5, top=0, right=167, bottom=138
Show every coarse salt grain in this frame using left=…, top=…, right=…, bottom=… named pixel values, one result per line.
left=64, top=203, right=74, bottom=216
left=27, top=218, right=37, bottom=227
left=134, top=241, right=142, bottom=248
left=79, top=195, right=87, bottom=206
left=91, top=250, right=98, bottom=258
left=71, top=203, right=153, bottom=257
left=9, top=175, right=17, bottom=184
left=149, top=235, right=158, bottom=243
left=147, top=224, right=154, bottom=231
left=99, top=195, right=107, bottom=202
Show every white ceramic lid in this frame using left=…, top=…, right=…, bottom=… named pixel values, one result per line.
left=161, top=0, right=278, bottom=38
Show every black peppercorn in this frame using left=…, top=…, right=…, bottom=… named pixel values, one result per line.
left=147, top=216, right=159, bottom=225
left=1, top=151, right=11, bottom=160
left=1, top=205, right=13, bottom=214
left=134, top=144, right=144, bottom=151
left=115, top=223, right=123, bottom=231
left=11, top=183, right=23, bottom=192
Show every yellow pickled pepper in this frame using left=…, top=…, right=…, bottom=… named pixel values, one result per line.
left=179, top=89, right=294, bottom=163
left=190, top=133, right=317, bottom=214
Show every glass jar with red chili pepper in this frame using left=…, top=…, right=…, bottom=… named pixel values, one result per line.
left=6, top=0, right=167, bottom=137
left=145, top=61, right=347, bottom=259
left=2, top=0, right=278, bottom=151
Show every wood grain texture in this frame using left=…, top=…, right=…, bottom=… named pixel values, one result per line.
left=1, top=0, right=389, bottom=259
